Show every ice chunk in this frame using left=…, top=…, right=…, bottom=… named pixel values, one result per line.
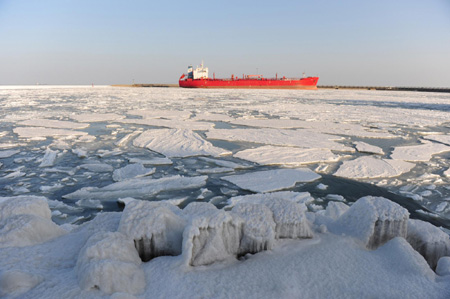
left=436, top=257, right=450, bottom=276
left=128, top=157, right=173, bottom=165
left=314, top=201, right=350, bottom=228
left=118, top=200, right=185, bottom=261
left=17, top=118, right=89, bottom=129
left=0, top=149, right=20, bottom=158
left=133, top=129, right=230, bottom=158
left=63, top=175, right=207, bottom=200
left=424, top=134, right=450, bottom=146
left=38, top=148, right=58, bottom=167
left=196, top=167, right=234, bottom=174
left=443, top=168, right=450, bottom=177
left=79, top=163, right=114, bottom=172
left=70, top=113, right=124, bottom=122
left=0, top=270, right=43, bottom=297
left=206, top=128, right=353, bottom=152
left=0, top=195, right=51, bottom=221
left=13, top=127, right=88, bottom=138
left=182, top=209, right=243, bottom=266
left=112, top=163, right=155, bottom=181
left=234, top=145, right=340, bottom=166
left=222, top=169, right=320, bottom=193
left=354, top=141, right=384, bottom=155
left=406, top=219, right=450, bottom=269
left=0, top=214, right=66, bottom=248
left=128, top=109, right=191, bottom=120
left=72, top=148, right=87, bottom=158
left=259, top=198, right=313, bottom=239
left=316, top=183, right=328, bottom=190
left=334, top=156, right=415, bottom=178
left=391, top=141, right=450, bottom=162
left=76, top=231, right=141, bottom=269
left=325, top=194, right=346, bottom=202
left=120, top=118, right=213, bottom=130
left=232, top=203, right=276, bottom=254
left=332, top=196, right=409, bottom=249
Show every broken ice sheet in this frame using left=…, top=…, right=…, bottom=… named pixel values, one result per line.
left=334, top=156, right=415, bottom=179
left=234, top=145, right=340, bottom=166
left=391, top=141, right=450, bottom=162
left=221, top=169, right=320, bottom=193
left=133, top=128, right=230, bottom=158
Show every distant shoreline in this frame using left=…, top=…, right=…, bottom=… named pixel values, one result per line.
left=112, top=84, right=450, bottom=93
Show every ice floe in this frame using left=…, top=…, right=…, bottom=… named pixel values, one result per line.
left=207, top=128, right=354, bottom=152
left=133, top=129, right=230, bottom=157
left=424, top=134, right=450, bottom=146
left=17, top=119, right=89, bottom=129
left=391, top=141, right=450, bottom=162
left=234, top=145, right=340, bottom=166
left=224, top=191, right=313, bottom=209
left=222, top=169, right=321, bottom=193
left=112, top=163, right=155, bottom=181
left=0, top=149, right=20, bottom=158
left=63, top=175, right=208, bottom=200
left=70, top=113, right=125, bottom=122
left=334, top=156, right=415, bottom=178
left=354, top=141, right=384, bottom=155
left=13, top=127, right=88, bottom=138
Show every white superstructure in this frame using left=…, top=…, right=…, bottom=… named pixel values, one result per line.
left=188, top=62, right=208, bottom=79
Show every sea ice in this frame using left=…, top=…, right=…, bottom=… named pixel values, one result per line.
left=232, top=203, right=276, bottom=254
left=133, top=129, right=230, bottom=158
left=13, top=127, right=87, bottom=138
left=127, top=157, right=173, bottom=165
left=17, top=119, right=89, bottom=129
left=70, top=113, right=124, bottom=122
left=424, top=134, right=450, bottom=146
left=38, top=148, right=58, bottom=167
left=118, top=200, right=185, bottom=261
left=128, top=109, right=191, bottom=120
left=182, top=209, right=243, bottom=266
left=332, top=196, right=409, bottom=249
left=234, top=145, right=340, bottom=166
left=0, top=195, right=51, bottom=221
left=120, top=118, right=214, bottom=130
left=354, top=141, right=384, bottom=155
left=63, top=175, right=207, bottom=200
left=79, top=163, right=114, bottom=172
left=112, top=163, right=155, bottom=181
left=224, top=191, right=312, bottom=210
left=182, top=202, right=218, bottom=218
left=391, top=141, right=450, bottom=162
left=0, top=149, right=20, bottom=158
left=334, top=156, right=415, bottom=179
left=222, top=169, right=320, bottom=193
left=406, top=219, right=450, bottom=269
left=206, top=128, right=353, bottom=152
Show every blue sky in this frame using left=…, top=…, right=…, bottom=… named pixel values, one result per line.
left=1, top=0, right=449, bottom=86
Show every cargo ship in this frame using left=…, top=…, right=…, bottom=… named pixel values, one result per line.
left=179, top=63, right=319, bottom=89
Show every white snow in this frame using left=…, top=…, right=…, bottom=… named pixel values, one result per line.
left=63, top=175, right=207, bottom=200
left=112, top=163, right=155, bottom=181
left=133, top=129, right=230, bottom=157
left=391, top=141, right=450, bottom=162
left=234, top=145, right=340, bottom=166
left=222, top=169, right=321, bottom=193
left=334, top=156, right=415, bottom=178
left=0, top=270, right=43, bottom=297
left=332, top=196, right=409, bottom=249
left=354, top=141, right=384, bottom=155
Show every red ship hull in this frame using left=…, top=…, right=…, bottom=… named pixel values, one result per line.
left=179, top=77, right=319, bottom=89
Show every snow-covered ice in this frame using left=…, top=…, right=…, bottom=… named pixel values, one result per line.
left=234, top=145, right=340, bottom=166
left=407, top=219, right=450, bottom=269
left=354, top=141, right=384, bottom=155
left=334, top=156, right=415, bottom=178
left=222, top=169, right=321, bottom=193
left=112, top=163, right=155, bottom=181
left=391, top=141, right=450, bottom=162
left=332, top=196, right=409, bottom=249
left=133, top=129, right=230, bottom=157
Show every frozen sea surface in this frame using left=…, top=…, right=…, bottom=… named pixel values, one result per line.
left=0, top=86, right=450, bottom=297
